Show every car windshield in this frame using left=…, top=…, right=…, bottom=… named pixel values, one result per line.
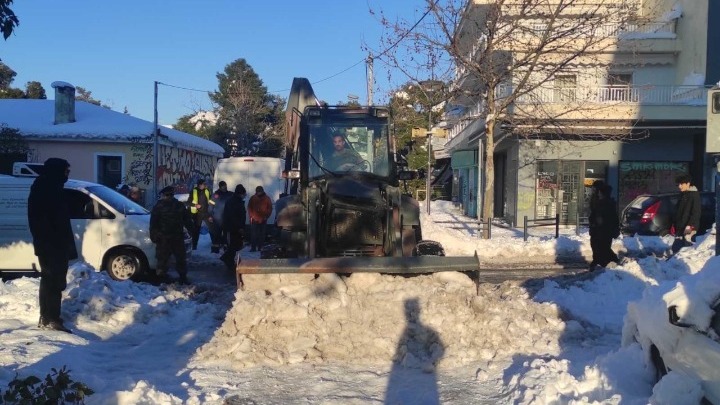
left=87, top=185, right=149, bottom=215
left=308, top=121, right=390, bottom=178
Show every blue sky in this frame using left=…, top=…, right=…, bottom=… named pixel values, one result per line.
left=1, top=1, right=426, bottom=126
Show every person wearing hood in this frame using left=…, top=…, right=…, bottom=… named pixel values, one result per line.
left=220, top=184, right=247, bottom=272
left=28, top=158, right=78, bottom=333
left=671, top=174, right=701, bottom=254
left=588, top=180, right=620, bottom=270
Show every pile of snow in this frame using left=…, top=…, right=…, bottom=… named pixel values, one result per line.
left=196, top=272, right=569, bottom=370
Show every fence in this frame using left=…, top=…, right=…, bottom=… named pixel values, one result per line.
left=523, top=214, right=560, bottom=241
left=476, top=216, right=560, bottom=240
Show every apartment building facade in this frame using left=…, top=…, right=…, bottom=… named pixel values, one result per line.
left=444, top=0, right=714, bottom=225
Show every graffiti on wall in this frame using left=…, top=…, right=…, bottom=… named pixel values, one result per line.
left=125, top=137, right=152, bottom=187
left=618, top=161, right=689, bottom=209
left=158, top=145, right=216, bottom=193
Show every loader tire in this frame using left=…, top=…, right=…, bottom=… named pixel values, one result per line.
left=415, top=240, right=445, bottom=256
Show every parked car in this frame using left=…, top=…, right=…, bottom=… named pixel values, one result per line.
left=622, top=260, right=720, bottom=403
left=620, top=192, right=716, bottom=236
left=0, top=172, right=192, bottom=281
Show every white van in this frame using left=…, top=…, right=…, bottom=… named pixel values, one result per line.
left=0, top=171, right=192, bottom=281
left=212, top=157, right=285, bottom=225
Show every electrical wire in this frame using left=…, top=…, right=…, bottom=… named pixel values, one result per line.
left=157, top=1, right=436, bottom=96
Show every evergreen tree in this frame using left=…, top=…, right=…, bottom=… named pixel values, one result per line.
left=75, top=86, right=102, bottom=106
left=0, top=62, right=16, bottom=88
left=210, top=58, right=283, bottom=157
left=24, top=81, right=46, bottom=99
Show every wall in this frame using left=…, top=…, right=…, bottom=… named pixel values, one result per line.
left=27, top=141, right=133, bottom=186
left=26, top=140, right=218, bottom=202
left=157, top=144, right=218, bottom=194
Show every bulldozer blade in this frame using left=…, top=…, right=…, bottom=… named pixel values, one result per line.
left=237, top=255, right=479, bottom=275
left=236, top=255, right=481, bottom=292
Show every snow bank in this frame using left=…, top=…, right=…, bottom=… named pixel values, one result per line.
left=195, top=272, right=574, bottom=370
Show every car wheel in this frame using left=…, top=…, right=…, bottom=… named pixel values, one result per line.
left=106, top=249, right=144, bottom=281
left=650, top=344, right=669, bottom=382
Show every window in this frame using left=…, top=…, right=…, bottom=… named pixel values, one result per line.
left=554, top=75, right=576, bottom=102
left=712, top=92, right=720, bottom=113
left=96, top=155, right=123, bottom=189
left=606, top=73, right=634, bottom=101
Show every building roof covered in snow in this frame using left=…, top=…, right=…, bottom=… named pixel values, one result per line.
left=0, top=99, right=225, bottom=156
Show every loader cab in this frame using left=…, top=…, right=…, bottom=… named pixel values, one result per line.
left=303, top=106, right=393, bottom=181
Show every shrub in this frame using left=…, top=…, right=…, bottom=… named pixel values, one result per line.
left=1, top=366, right=94, bottom=404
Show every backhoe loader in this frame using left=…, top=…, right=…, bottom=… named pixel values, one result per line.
left=236, top=78, right=480, bottom=289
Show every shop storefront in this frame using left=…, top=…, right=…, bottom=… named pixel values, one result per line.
left=534, top=160, right=608, bottom=224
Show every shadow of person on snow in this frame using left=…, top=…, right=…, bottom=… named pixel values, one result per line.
left=384, top=298, right=445, bottom=405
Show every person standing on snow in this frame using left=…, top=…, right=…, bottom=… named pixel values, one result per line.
left=209, top=181, right=232, bottom=253
left=28, top=158, right=77, bottom=333
left=221, top=184, right=247, bottom=272
left=150, top=186, right=194, bottom=284
left=247, top=185, right=273, bottom=252
left=671, top=174, right=701, bottom=254
left=588, top=180, right=620, bottom=270
left=189, top=178, right=214, bottom=250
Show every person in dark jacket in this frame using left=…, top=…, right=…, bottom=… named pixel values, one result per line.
left=220, top=184, right=247, bottom=272
left=150, top=186, right=194, bottom=284
left=28, top=158, right=78, bottom=333
left=671, top=174, right=701, bottom=254
left=189, top=178, right=214, bottom=250
left=588, top=181, right=620, bottom=270
left=209, top=181, right=232, bottom=253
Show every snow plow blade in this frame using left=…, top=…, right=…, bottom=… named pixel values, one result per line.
left=236, top=255, right=481, bottom=290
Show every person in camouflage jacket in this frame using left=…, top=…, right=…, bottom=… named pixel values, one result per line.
left=150, top=186, right=194, bottom=284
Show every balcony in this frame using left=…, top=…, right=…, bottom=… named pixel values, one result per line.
left=498, top=85, right=707, bottom=106
left=446, top=84, right=708, bottom=141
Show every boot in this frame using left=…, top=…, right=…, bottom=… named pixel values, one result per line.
left=39, top=318, right=72, bottom=333
left=178, top=275, right=190, bottom=285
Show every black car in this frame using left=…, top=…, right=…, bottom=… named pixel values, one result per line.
left=620, top=192, right=716, bottom=236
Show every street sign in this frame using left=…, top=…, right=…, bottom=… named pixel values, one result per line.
left=411, top=127, right=447, bottom=138
left=431, top=128, right=448, bottom=138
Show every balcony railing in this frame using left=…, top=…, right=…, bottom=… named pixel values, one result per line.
left=445, top=84, right=707, bottom=142
left=446, top=102, right=484, bottom=141
left=497, top=85, right=708, bottom=105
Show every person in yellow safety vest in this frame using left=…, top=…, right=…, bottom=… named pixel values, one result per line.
left=189, top=178, right=215, bottom=250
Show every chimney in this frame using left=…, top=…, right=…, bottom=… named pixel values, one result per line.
left=51, top=81, right=76, bottom=124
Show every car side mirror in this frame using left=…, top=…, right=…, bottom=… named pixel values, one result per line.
left=668, top=305, right=692, bottom=328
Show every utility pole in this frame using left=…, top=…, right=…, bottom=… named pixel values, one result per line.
left=366, top=54, right=374, bottom=106
left=152, top=81, right=159, bottom=202
left=426, top=105, right=433, bottom=215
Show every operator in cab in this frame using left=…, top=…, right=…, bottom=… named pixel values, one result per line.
left=327, top=131, right=364, bottom=171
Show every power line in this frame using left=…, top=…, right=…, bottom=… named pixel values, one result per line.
left=158, top=2, right=435, bottom=97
